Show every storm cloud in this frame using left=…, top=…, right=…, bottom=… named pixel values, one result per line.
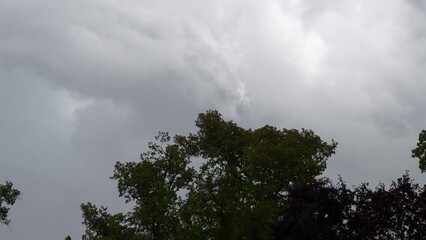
left=1, top=0, right=426, bottom=239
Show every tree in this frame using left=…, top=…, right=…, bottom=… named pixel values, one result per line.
left=273, top=172, right=426, bottom=240
left=0, top=181, right=20, bottom=226
left=345, top=172, right=426, bottom=240
left=79, top=111, right=426, bottom=239
left=412, top=130, right=426, bottom=172
left=80, top=203, right=140, bottom=240
left=80, top=110, right=337, bottom=239
left=273, top=178, right=352, bottom=240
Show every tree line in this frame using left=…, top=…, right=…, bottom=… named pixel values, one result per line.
left=3, top=111, right=426, bottom=239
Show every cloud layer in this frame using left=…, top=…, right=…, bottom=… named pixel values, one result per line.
left=1, top=0, right=426, bottom=239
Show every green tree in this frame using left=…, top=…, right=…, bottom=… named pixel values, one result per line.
left=80, top=110, right=337, bottom=239
left=412, top=130, right=426, bottom=172
left=0, top=181, right=20, bottom=226
left=80, top=202, right=140, bottom=240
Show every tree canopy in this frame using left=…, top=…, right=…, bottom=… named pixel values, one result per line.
left=273, top=172, right=426, bottom=240
left=80, top=110, right=337, bottom=239
left=78, top=111, right=426, bottom=240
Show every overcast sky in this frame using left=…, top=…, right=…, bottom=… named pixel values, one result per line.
left=1, top=0, right=426, bottom=239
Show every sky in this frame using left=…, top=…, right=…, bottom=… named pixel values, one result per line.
left=1, top=0, right=426, bottom=239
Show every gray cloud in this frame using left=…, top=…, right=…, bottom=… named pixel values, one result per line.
left=2, top=0, right=426, bottom=239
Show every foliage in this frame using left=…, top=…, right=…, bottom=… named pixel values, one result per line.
left=273, top=177, right=352, bottom=240
left=0, top=181, right=20, bottom=226
left=80, top=202, right=141, bottom=240
left=412, top=130, right=426, bottom=172
left=79, top=112, right=426, bottom=239
left=80, top=110, right=337, bottom=239
left=347, top=173, right=426, bottom=239
left=273, top=172, right=426, bottom=240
